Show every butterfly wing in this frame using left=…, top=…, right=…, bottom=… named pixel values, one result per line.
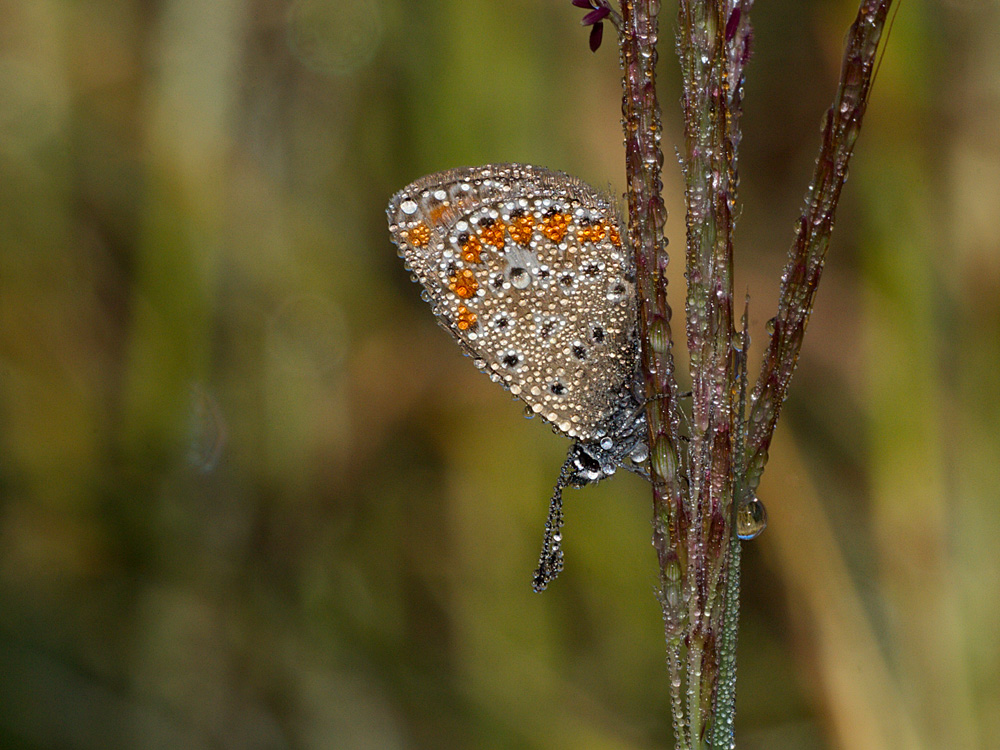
left=387, top=164, right=638, bottom=441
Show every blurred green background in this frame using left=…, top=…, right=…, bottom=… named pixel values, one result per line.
left=1, top=0, right=997, bottom=748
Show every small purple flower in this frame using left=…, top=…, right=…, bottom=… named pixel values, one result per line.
left=571, top=0, right=611, bottom=52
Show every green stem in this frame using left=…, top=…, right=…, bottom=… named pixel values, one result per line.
left=711, top=303, right=751, bottom=749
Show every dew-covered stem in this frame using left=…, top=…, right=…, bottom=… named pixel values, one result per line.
left=618, top=0, right=690, bottom=702
left=745, top=0, right=894, bottom=493
left=670, top=0, right=754, bottom=743
left=613, top=0, right=891, bottom=747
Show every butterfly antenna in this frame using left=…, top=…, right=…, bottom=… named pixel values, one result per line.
left=532, top=455, right=575, bottom=592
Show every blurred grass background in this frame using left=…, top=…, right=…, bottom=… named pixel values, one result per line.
left=1, top=0, right=997, bottom=748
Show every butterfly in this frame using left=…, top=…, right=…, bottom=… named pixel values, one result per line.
left=387, top=164, right=649, bottom=589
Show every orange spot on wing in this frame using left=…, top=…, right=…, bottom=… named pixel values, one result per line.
left=479, top=219, right=506, bottom=249
left=508, top=215, right=534, bottom=245
left=406, top=222, right=431, bottom=247
left=540, top=213, right=570, bottom=243
left=607, top=224, right=622, bottom=248
left=449, top=268, right=479, bottom=299
left=456, top=305, right=477, bottom=330
left=460, top=233, right=482, bottom=263
left=428, top=204, right=450, bottom=224
left=576, top=220, right=607, bottom=244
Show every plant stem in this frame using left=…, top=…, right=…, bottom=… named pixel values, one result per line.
left=674, top=0, right=754, bottom=743
left=617, top=1, right=691, bottom=744
left=745, top=0, right=894, bottom=493
left=711, top=301, right=750, bottom=749
left=617, top=0, right=893, bottom=747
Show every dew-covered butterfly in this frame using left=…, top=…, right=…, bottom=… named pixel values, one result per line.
left=388, top=164, right=650, bottom=590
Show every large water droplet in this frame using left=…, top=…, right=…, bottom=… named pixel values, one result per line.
left=737, top=496, right=768, bottom=540
left=629, top=442, right=649, bottom=464
left=509, top=267, right=531, bottom=289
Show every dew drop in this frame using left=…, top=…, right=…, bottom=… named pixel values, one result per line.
left=736, top=496, right=768, bottom=540
left=400, top=199, right=418, bottom=215
left=509, top=267, right=531, bottom=289
left=629, top=442, right=649, bottom=463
